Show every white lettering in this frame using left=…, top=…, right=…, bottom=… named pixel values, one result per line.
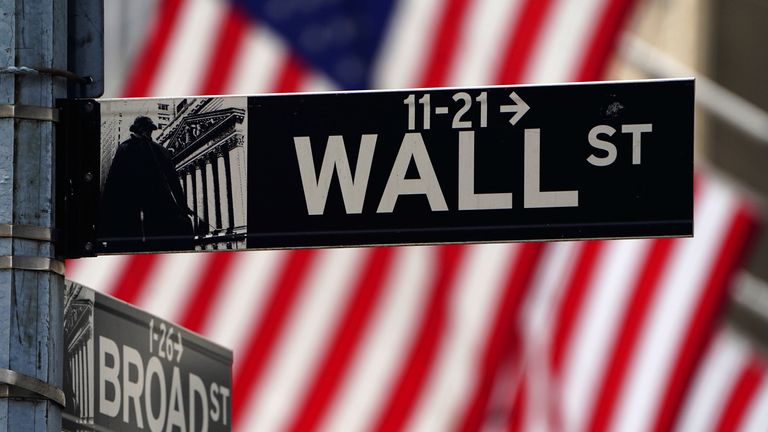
left=587, top=125, right=617, bottom=166
left=167, top=367, right=186, bottom=432
left=219, top=386, right=230, bottom=426
left=209, top=384, right=220, bottom=424
left=97, top=337, right=229, bottom=431
left=189, top=373, right=208, bottom=432
left=99, top=336, right=121, bottom=418
left=377, top=132, right=448, bottom=213
left=458, top=131, right=512, bottom=210
left=122, top=345, right=145, bottom=428
left=145, top=356, right=167, bottom=432
left=524, top=129, right=579, bottom=208
left=294, top=135, right=377, bottom=215
left=622, top=123, right=652, bottom=164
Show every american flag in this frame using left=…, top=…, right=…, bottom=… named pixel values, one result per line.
left=67, top=0, right=768, bottom=430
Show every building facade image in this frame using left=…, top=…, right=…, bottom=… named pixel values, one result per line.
left=155, top=97, right=248, bottom=251
left=62, top=283, right=95, bottom=432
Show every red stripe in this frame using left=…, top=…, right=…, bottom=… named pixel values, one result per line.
left=458, top=243, right=546, bottom=431
left=372, top=245, right=467, bottom=432
left=178, top=252, right=236, bottom=332
left=369, top=1, right=477, bottom=424
left=507, top=375, right=527, bottom=432
left=419, top=0, right=473, bottom=87
left=273, top=54, right=307, bottom=93
left=586, top=178, right=699, bottom=431
left=714, top=357, right=766, bottom=432
left=123, top=0, right=185, bottom=97
left=496, top=0, right=554, bottom=84
left=652, top=205, right=758, bottom=432
left=287, top=247, right=395, bottom=432
left=576, top=0, right=639, bottom=81
left=109, top=254, right=159, bottom=304
left=586, top=238, right=676, bottom=432
left=64, top=259, right=79, bottom=278
left=232, top=250, right=317, bottom=425
left=550, top=241, right=604, bottom=373
left=199, top=7, right=249, bottom=95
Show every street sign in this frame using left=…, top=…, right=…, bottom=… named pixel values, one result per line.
left=62, top=281, right=232, bottom=432
left=59, top=79, right=694, bottom=257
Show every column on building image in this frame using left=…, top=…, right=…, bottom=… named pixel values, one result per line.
left=216, top=146, right=232, bottom=232
left=227, top=138, right=247, bottom=229
left=201, top=160, right=211, bottom=231
left=77, top=348, right=84, bottom=417
left=68, top=356, right=75, bottom=413
left=70, top=352, right=76, bottom=415
left=188, top=166, right=199, bottom=235
left=205, top=155, right=219, bottom=234
left=209, top=150, right=224, bottom=231
left=81, top=345, right=88, bottom=418
left=195, top=162, right=208, bottom=233
left=81, top=346, right=88, bottom=418
left=86, top=337, right=94, bottom=420
left=184, top=167, right=195, bottom=220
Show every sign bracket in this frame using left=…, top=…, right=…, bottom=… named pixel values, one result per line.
left=0, top=104, right=60, bottom=122
left=0, top=224, right=57, bottom=242
left=0, top=368, right=66, bottom=407
left=0, top=256, right=65, bottom=275
left=56, top=99, right=101, bottom=258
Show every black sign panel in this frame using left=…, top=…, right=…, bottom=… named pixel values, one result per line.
left=59, top=79, right=693, bottom=256
left=63, top=281, right=232, bottom=431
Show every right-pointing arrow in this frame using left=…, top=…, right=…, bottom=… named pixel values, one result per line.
left=499, top=92, right=530, bottom=125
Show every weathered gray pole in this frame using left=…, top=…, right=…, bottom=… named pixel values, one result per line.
left=0, top=0, right=66, bottom=430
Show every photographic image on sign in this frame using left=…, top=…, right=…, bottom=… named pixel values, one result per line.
left=97, top=97, right=248, bottom=253
left=76, top=79, right=692, bottom=256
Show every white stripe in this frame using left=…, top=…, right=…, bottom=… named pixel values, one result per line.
left=202, top=250, right=285, bottom=355
left=739, top=370, right=768, bottom=432
left=523, top=242, right=580, bottom=334
left=103, top=0, right=159, bottom=97
left=65, top=255, right=130, bottom=295
left=133, top=253, right=210, bottom=323
left=675, top=330, right=751, bottom=432
left=320, top=246, right=434, bottom=432
left=446, top=0, right=525, bottom=86
left=524, top=0, right=608, bottom=83
left=150, top=0, right=226, bottom=96
left=520, top=241, right=579, bottom=431
left=371, top=0, right=443, bottom=88
left=407, top=243, right=520, bottom=432
left=300, top=72, right=338, bottom=93
left=228, top=25, right=289, bottom=94
left=560, top=239, right=651, bottom=432
left=611, top=179, right=737, bottom=432
left=238, top=248, right=367, bottom=432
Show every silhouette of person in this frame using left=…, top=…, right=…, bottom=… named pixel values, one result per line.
left=98, top=116, right=194, bottom=252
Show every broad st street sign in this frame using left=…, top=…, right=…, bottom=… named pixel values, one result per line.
left=58, top=79, right=694, bottom=257
left=63, top=281, right=233, bottom=431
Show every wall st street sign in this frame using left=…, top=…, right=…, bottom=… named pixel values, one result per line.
left=58, top=79, right=694, bottom=257
left=63, top=281, right=233, bottom=432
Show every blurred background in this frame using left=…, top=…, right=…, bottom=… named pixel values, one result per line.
left=66, top=0, right=768, bottom=430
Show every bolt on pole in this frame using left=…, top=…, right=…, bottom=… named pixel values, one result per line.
left=0, top=0, right=67, bottom=430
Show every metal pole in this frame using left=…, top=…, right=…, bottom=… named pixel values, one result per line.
left=0, top=0, right=66, bottom=430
